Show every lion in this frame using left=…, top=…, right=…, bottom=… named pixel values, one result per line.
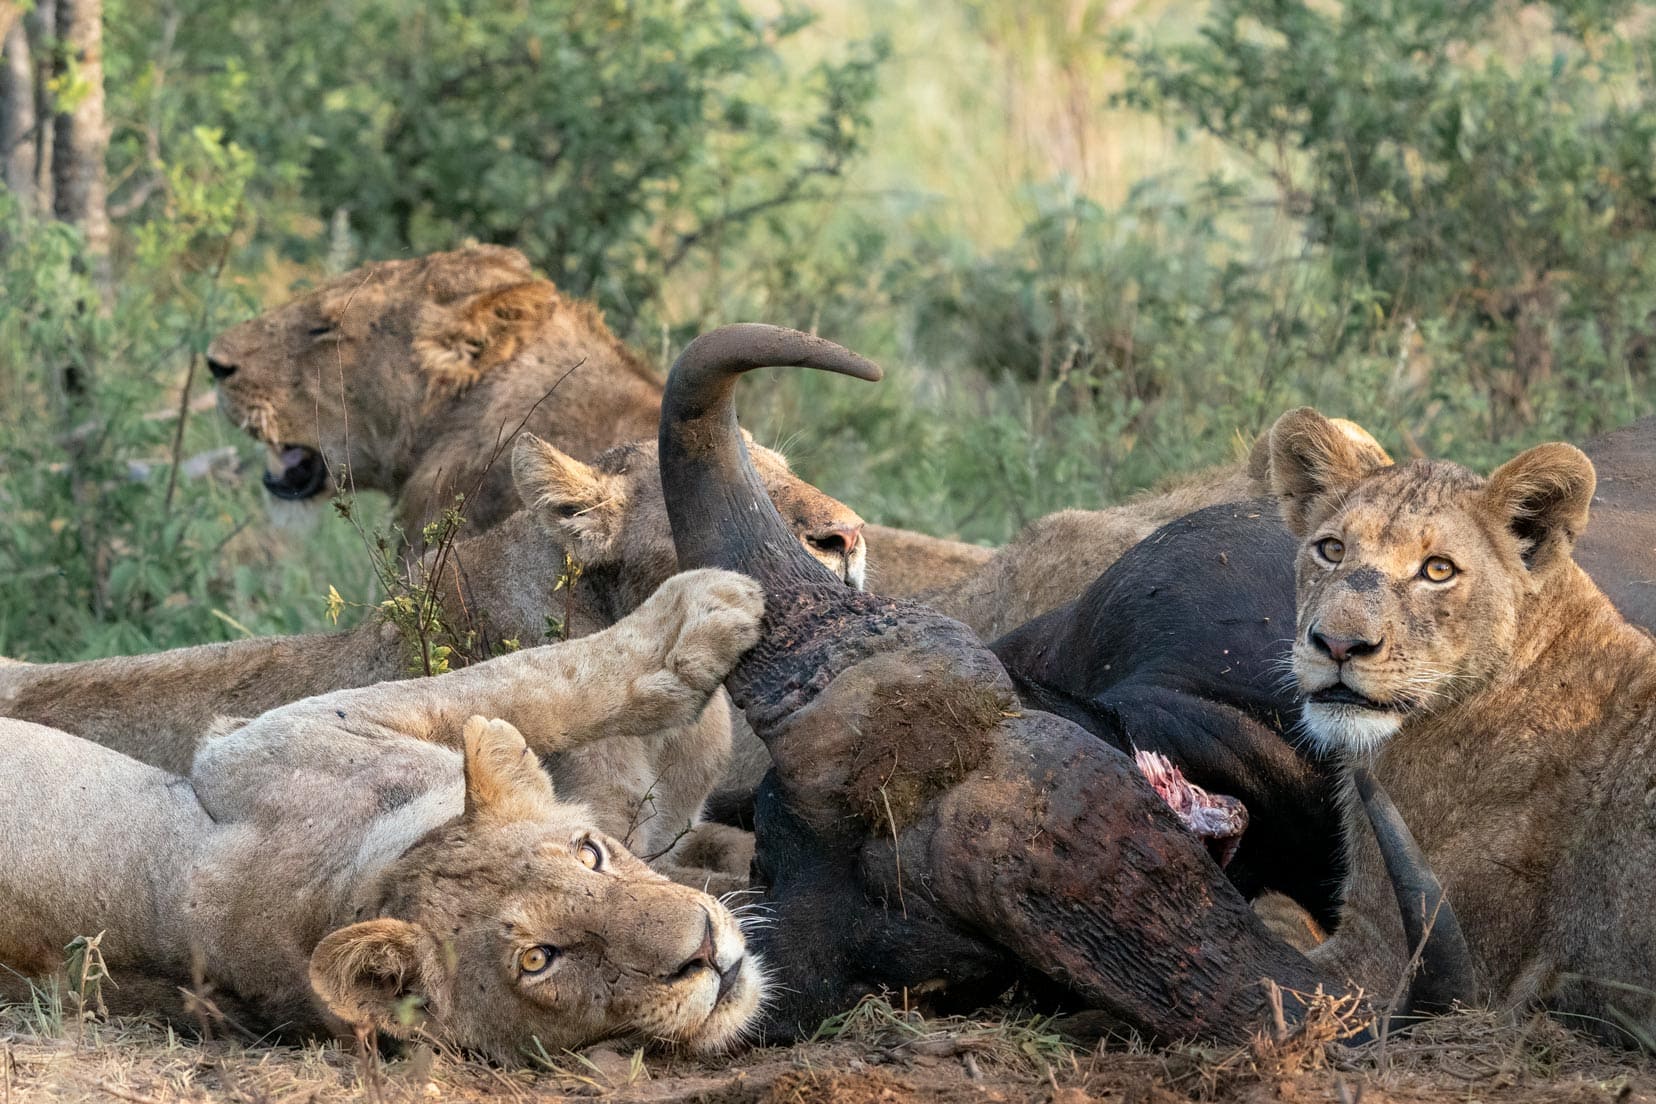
left=0, top=569, right=766, bottom=1058
left=208, top=246, right=992, bottom=590
left=209, top=246, right=661, bottom=539
left=1, top=429, right=864, bottom=886
left=209, top=246, right=868, bottom=575
left=1266, top=406, right=1656, bottom=1045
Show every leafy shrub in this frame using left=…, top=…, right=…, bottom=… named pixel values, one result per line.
left=111, top=0, right=885, bottom=331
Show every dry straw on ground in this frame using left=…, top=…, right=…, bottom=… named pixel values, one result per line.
left=4, top=989, right=1653, bottom=1104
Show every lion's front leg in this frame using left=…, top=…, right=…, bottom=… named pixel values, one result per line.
left=424, top=568, right=762, bottom=755
left=477, top=568, right=764, bottom=754
left=242, top=569, right=761, bottom=761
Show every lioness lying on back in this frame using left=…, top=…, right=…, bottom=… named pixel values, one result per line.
left=1268, top=407, right=1656, bottom=1044
left=0, top=570, right=765, bottom=1058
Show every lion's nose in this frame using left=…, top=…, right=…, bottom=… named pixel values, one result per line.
left=1310, top=627, right=1382, bottom=664
left=206, top=356, right=237, bottom=381
left=806, top=522, right=863, bottom=557
left=672, top=912, right=718, bottom=981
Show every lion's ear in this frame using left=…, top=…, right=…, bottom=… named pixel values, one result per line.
left=414, top=279, right=560, bottom=398
left=1247, top=415, right=1391, bottom=489
left=309, top=919, right=436, bottom=1035
left=1483, top=443, right=1595, bottom=573
left=1267, top=407, right=1392, bottom=536
left=462, top=715, right=557, bottom=822
left=511, top=434, right=627, bottom=564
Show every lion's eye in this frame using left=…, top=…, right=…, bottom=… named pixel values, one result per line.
left=1316, top=537, right=1346, bottom=564
left=1421, top=556, right=1457, bottom=583
left=307, top=324, right=333, bottom=337
left=518, top=945, right=557, bottom=975
left=578, top=839, right=604, bottom=871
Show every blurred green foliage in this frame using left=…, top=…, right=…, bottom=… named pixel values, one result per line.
left=2, top=0, right=1653, bottom=660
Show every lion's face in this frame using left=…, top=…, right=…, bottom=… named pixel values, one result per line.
left=310, top=718, right=762, bottom=1059
left=207, top=246, right=540, bottom=500
left=513, top=432, right=867, bottom=590
left=1268, top=408, right=1596, bottom=755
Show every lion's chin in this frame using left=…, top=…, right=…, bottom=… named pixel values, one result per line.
left=679, top=954, right=765, bottom=1055
left=1300, top=699, right=1402, bottom=755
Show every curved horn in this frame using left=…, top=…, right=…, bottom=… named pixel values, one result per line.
left=1352, top=767, right=1475, bottom=1018
left=659, top=324, right=881, bottom=584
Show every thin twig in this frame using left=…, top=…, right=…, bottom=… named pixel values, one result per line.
left=162, top=207, right=240, bottom=517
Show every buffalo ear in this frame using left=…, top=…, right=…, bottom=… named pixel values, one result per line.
left=1483, top=443, right=1595, bottom=573
left=462, top=715, right=557, bottom=822
left=309, top=919, right=435, bottom=1035
left=511, top=433, right=627, bottom=565
left=1267, top=407, right=1392, bottom=536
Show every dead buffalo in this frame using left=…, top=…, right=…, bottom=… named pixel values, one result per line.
left=655, top=324, right=1470, bottom=1042
left=990, top=500, right=1340, bottom=927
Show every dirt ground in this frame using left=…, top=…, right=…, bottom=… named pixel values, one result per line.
left=2, top=996, right=1652, bottom=1104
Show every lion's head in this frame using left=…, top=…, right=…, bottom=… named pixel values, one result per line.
left=208, top=245, right=564, bottom=501
left=309, top=716, right=762, bottom=1059
left=512, top=431, right=867, bottom=590
left=1267, top=407, right=1595, bottom=754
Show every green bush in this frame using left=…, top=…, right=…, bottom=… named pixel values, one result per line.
left=0, top=146, right=383, bottom=661
left=111, top=0, right=884, bottom=331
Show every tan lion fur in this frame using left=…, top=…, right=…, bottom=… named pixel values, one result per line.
left=209, top=245, right=663, bottom=541
left=0, top=569, right=766, bottom=1058
left=1268, top=406, right=1656, bottom=1046
left=0, top=431, right=858, bottom=885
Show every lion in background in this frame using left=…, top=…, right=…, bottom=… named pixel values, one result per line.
left=209, top=245, right=876, bottom=585
left=0, top=569, right=766, bottom=1059
left=1268, top=406, right=1656, bottom=1046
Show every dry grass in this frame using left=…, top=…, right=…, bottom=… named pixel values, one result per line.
left=5, top=993, right=1653, bottom=1104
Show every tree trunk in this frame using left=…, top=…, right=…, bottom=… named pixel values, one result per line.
left=27, top=0, right=54, bottom=215
left=50, top=0, right=111, bottom=305
left=0, top=9, right=34, bottom=208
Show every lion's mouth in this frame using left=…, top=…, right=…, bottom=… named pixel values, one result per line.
left=1307, top=683, right=1394, bottom=711
left=714, top=956, right=746, bottom=1006
left=262, top=445, right=330, bottom=500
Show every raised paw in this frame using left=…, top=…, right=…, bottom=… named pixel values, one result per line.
left=659, top=569, right=764, bottom=694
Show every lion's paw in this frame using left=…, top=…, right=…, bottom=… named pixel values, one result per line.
left=644, top=569, right=764, bottom=695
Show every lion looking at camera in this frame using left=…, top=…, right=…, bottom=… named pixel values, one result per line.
left=1267, top=406, right=1656, bottom=1046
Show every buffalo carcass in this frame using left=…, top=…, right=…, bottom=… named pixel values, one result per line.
left=1574, top=415, right=1656, bottom=630
left=656, top=324, right=1470, bottom=1041
left=994, top=415, right=1656, bottom=934
left=991, top=501, right=1340, bottom=927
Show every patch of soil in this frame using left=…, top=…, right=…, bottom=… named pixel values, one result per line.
left=2, top=1005, right=1652, bottom=1104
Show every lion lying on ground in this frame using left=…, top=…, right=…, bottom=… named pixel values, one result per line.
left=1, top=430, right=863, bottom=885
left=1267, top=406, right=1656, bottom=1045
left=0, top=569, right=766, bottom=1058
